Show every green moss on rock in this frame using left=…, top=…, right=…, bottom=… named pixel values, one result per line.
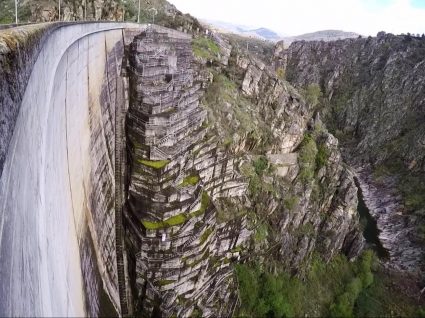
left=138, top=159, right=170, bottom=169
left=192, top=36, right=220, bottom=61
left=180, top=175, right=200, bottom=187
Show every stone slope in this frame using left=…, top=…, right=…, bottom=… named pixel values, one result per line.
left=200, top=45, right=364, bottom=274
left=279, top=32, right=425, bottom=274
left=281, top=33, right=425, bottom=172
left=123, top=29, right=249, bottom=317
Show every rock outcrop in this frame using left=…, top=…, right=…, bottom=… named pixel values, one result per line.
left=279, top=33, right=425, bottom=275
left=356, top=168, right=424, bottom=272
left=281, top=33, right=425, bottom=172
left=123, top=29, right=249, bottom=317
left=201, top=47, right=364, bottom=274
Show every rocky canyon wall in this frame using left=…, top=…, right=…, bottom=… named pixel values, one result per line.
left=281, top=33, right=425, bottom=172
left=279, top=33, right=425, bottom=274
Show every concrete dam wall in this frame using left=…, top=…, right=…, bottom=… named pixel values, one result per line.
left=0, top=22, right=142, bottom=317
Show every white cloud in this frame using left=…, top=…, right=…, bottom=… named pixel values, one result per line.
left=167, top=0, right=425, bottom=35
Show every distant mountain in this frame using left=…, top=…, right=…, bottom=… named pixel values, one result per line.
left=282, top=30, right=360, bottom=45
left=247, top=27, right=281, bottom=41
left=202, top=19, right=282, bottom=41
left=202, top=20, right=360, bottom=44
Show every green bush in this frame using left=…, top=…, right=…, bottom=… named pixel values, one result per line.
left=417, top=307, right=425, bottom=318
left=330, top=292, right=354, bottom=318
left=192, top=36, right=220, bottom=61
left=276, top=67, right=286, bottom=80
left=330, top=250, right=375, bottom=317
left=200, top=227, right=213, bottom=245
left=141, top=213, right=186, bottom=230
left=284, top=195, right=299, bottom=211
left=302, top=84, right=322, bottom=107
left=253, top=156, right=268, bottom=175
left=235, top=264, right=260, bottom=315
left=254, top=223, right=269, bottom=243
left=236, top=251, right=378, bottom=317
left=298, top=134, right=318, bottom=183
left=141, top=192, right=210, bottom=230
left=316, top=143, right=330, bottom=171
left=158, top=279, right=175, bottom=286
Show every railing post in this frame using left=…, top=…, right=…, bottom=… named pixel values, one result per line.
left=15, top=0, right=18, bottom=24
left=137, top=0, right=141, bottom=23
left=115, top=60, right=129, bottom=316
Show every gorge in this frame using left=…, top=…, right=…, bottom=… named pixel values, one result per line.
left=0, top=1, right=424, bottom=317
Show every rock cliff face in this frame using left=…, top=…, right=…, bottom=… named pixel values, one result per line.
left=280, top=33, right=425, bottom=274
left=20, top=0, right=200, bottom=30
left=282, top=33, right=425, bottom=172
left=121, top=28, right=364, bottom=317
left=123, top=29, right=249, bottom=317
left=21, top=0, right=124, bottom=21
left=215, top=51, right=364, bottom=268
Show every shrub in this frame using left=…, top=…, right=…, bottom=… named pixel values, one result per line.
left=192, top=36, right=220, bottom=61
left=141, top=192, right=210, bottom=230
left=190, top=191, right=210, bottom=216
left=302, top=84, right=322, bottom=107
left=158, top=280, right=175, bottom=286
left=330, top=250, right=376, bottom=317
left=417, top=307, right=425, bottom=318
left=254, top=223, right=269, bottom=243
left=330, top=293, right=353, bottom=318
left=253, top=156, right=268, bottom=175
left=316, top=143, right=330, bottom=171
left=141, top=213, right=186, bottom=230
left=235, top=264, right=260, bottom=315
left=276, top=67, right=286, bottom=80
left=298, top=134, right=318, bottom=183
left=200, top=227, right=213, bottom=245
left=236, top=251, right=378, bottom=317
left=284, top=195, right=299, bottom=211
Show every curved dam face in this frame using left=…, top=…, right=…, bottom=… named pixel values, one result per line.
left=0, top=23, right=142, bottom=317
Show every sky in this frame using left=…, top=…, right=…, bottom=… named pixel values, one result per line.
left=167, top=0, right=425, bottom=36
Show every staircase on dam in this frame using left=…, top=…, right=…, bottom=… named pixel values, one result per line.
left=115, top=60, right=129, bottom=316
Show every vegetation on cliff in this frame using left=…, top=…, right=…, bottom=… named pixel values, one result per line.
left=236, top=251, right=375, bottom=317
left=236, top=250, right=423, bottom=317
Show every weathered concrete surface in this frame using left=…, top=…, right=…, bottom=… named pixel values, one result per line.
left=0, top=22, right=142, bottom=317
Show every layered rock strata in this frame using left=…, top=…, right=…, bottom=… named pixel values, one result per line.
left=279, top=33, right=425, bottom=273
left=212, top=50, right=364, bottom=269
left=281, top=33, right=425, bottom=172
left=124, top=29, right=249, bottom=317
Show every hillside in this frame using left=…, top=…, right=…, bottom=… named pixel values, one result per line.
left=202, top=19, right=282, bottom=41
left=279, top=31, right=425, bottom=276
left=282, top=29, right=360, bottom=45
